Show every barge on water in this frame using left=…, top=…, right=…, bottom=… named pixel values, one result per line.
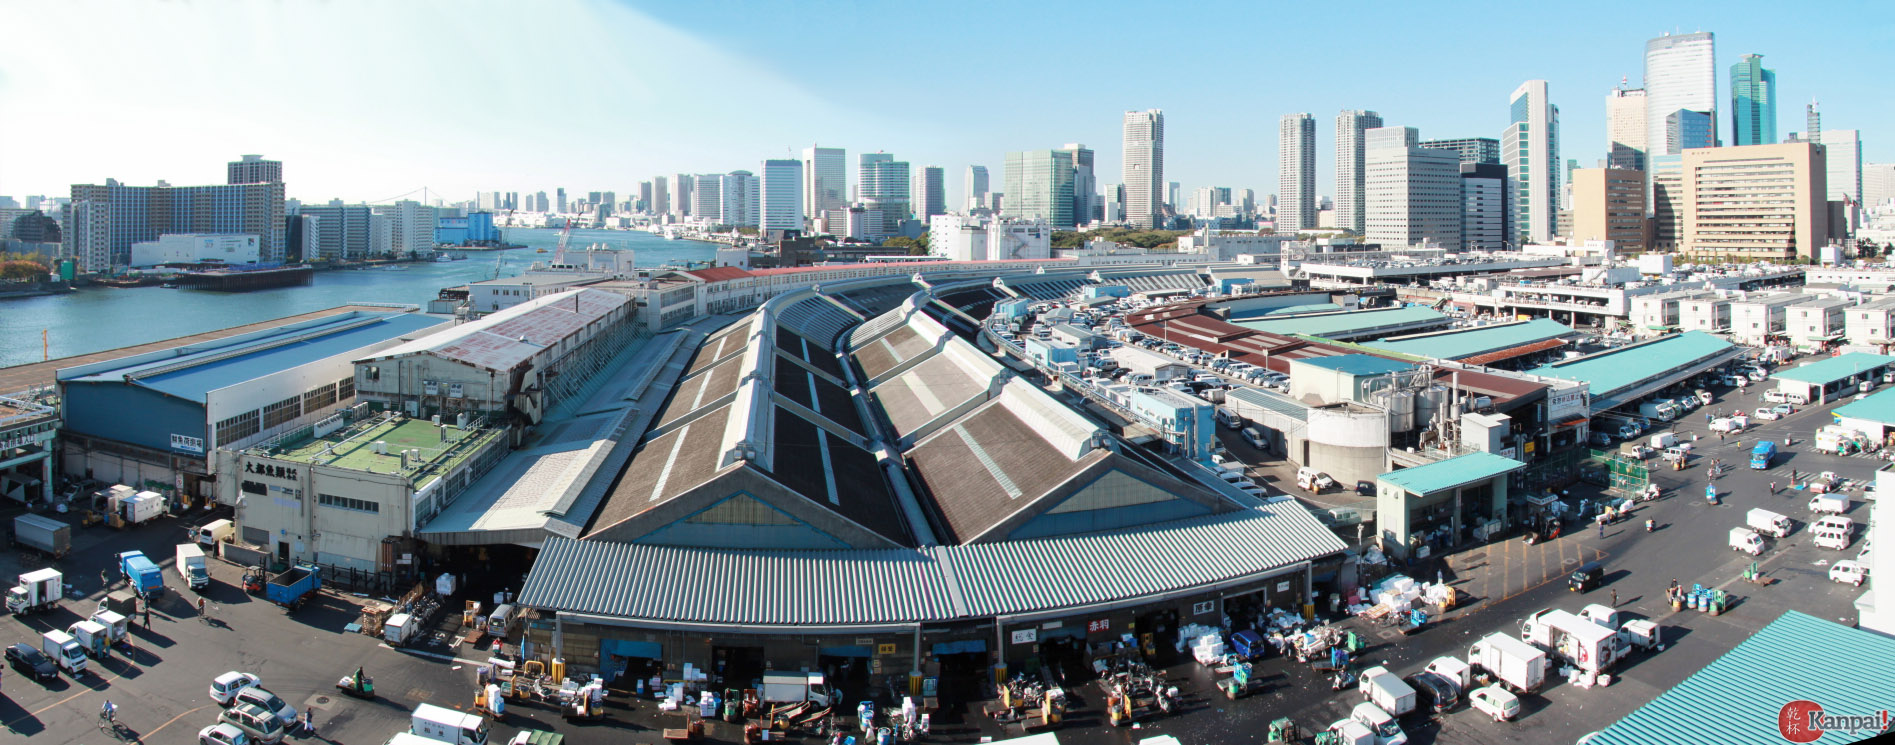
left=172, top=265, right=314, bottom=291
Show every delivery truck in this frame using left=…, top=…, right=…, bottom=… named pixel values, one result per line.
left=1468, top=632, right=1547, bottom=693
left=112, top=490, right=166, bottom=528
left=6, top=568, right=63, bottom=614
left=760, top=672, right=835, bottom=706
left=1730, top=527, right=1765, bottom=555
left=68, top=620, right=110, bottom=659
left=1357, top=666, right=1417, bottom=717
left=1638, top=400, right=1678, bottom=422
left=12, top=513, right=71, bottom=558
left=41, top=629, right=87, bottom=675
left=265, top=563, right=320, bottom=609
left=175, top=543, right=210, bottom=590
left=1746, top=508, right=1794, bottom=538
left=1520, top=609, right=1627, bottom=675
left=1808, top=494, right=1850, bottom=515
left=1751, top=440, right=1777, bottom=469
left=411, top=702, right=490, bottom=745
left=196, top=518, right=236, bottom=546
left=118, top=550, right=165, bottom=598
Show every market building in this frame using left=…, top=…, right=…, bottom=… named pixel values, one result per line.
left=55, top=309, right=450, bottom=501
left=1374, top=452, right=1525, bottom=559
left=1768, top=352, right=1895, bottom=405
left=0, top=392, right=59, bottom=504
left=515, top=278, right=1348, bottom=695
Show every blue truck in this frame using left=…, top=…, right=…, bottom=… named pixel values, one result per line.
left=1751, top=440, right=1777, bottom=469
left=117, top=551, right=165, bottom=599
left=265, top=563, right=321, bottom=609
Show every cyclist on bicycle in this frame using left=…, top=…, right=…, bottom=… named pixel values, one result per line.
left=101, top=699, right=117, bottom=722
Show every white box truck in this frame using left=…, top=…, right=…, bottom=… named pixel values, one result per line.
left=1731, top=527, right=1765, bottom=555
left=197, top=519, right=236, bottom=546
left=7, top=568, right=62, bottom=614
left=1808, top=494, right=1849, bottom=515
left=411, top=702, right=489, bottom=745
left=176, top=543, right=210, bottom=590
left=41, top=629, right=87, bottom=675
left=1520, top=609, right=1627, bottom=675
left=1468, top=632, right=1547, bottom=693
left=1357, top=666, right=1416, bottom=716
left=760, top=672, right=834, bottom=706
left=1746, top=508, right=1793, bottom=538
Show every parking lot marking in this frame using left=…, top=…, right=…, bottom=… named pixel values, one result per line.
left=139, top=704, right=211, bottom=742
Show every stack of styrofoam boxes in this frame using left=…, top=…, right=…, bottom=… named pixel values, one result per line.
left=1191, top=634, right=1226, bottom=666
left=1374, top=575, right=1420, bottom=614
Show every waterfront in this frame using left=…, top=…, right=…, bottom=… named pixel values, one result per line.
left=0, top=227, right=716, bottom=370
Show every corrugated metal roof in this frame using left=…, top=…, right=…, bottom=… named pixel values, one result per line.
left=520, top=505, right=1345, bottom=627
left=1833, top=386, right=1895, bottom=425
left=1225, top=388, right=1309, bottom=422
left=1770, top=352, right=1895, bottom=385
left=362, top=289, right=628, bottom=373
left=1231, top=306, right=1448, bottom=338
left=1530, top=331, right=1735, bottom=402
left=1589, top=610, right=1895, bottom=745
left=1369, top=319, right=1576, bottom=361
left=519, top=538, right=953, bottom=626
left=1294, top=354, right=1414, bottom=376
left=1378, top=452, right=1525, bottom=495
left=72, top=313, right=448, bottom=402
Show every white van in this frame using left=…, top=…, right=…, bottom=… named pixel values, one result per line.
left=1215, top=407, right=1243, bottom=429
left=1241, top=426, right=1267, bottom=450
left=197, top=519, right=236, bottom=546
left=1812, top=516, right=1854, bottom=550
left=486, top=604, right=516, bottom=637
left=1763, top=390, right=1791, bottom=404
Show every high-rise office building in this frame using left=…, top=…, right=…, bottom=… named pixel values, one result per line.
left=227, top=154, right=282, bottom=186
left=638, top=182, right=653, bottom=212
left=1058, top=144, right=1095, bottom=226
left=1571, top=168, right=1647, bottom=252
left=652, top=177, right=668, bottom=215
left=1607, top=85, right=1649, bottom=171
left=858, top=153, right=910, bottom=237
left=718, top=171, right=757, bottom=227
left=802, top=146, right=847, bottom=222
left=1503, top=80, right=1560, bottom=244
left=1461, top=163, right=1511, bottom=251
left=1681, top=142, right=1828, bottom=260
left=1335, top=110, right=1384, bottom=234
left=1102, top=184, right=1123, bottom=223
left=672, top=175, right=693, bottom=217
left=1645, top=31, right=1717, bottom=157
left=1278, top=113, right=1317, bottom=232
left=1865, top=163, right=1895, bottom=209
left=759, top=159, right=803, bottom=232
left=914, top=166, right=946, bottom=220
left=1121, top=110, right=1164, bottom=228
left=1364, top=126, right=1462, bottom=250
left=691, top=175, right=722, bottom=221
left=1730, top=54, right=1776, bottom=147
left=1419, top=138, right=1501, bottom=166
left=1820, top=129, right=1862, bottom=203
left=1650, top=154, right=1685, bottom=251
left=1002, top=150, right=1077, bottom=230
left=1665, top=109, right=1716, bottom=153
left=966, top=165, right=990, bottom=211
left=555, top=188, right=567, bottom=213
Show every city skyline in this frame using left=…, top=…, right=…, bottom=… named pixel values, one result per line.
left=0, top=0, right=1888, bottom=209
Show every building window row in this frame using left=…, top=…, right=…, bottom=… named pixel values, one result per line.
left=318, top=493, right=380, bottom=513
left=216, top=411, right=261, bottom=444
left=262, top=396, right=303, bottom=429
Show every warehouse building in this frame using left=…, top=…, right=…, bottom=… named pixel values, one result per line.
left=1530, top=331, right=1745, bottom=414
left=352, top=288, right=634, bottom=426
left=56, top=310, right=450, bottom=501
left=1769, top=352, right=1895, bottom=405
left=1375, top=452, right=1525, bottom=559
left=516, top=279, right=1347, bottom=695
left=0, top=393, right=59, bottom=504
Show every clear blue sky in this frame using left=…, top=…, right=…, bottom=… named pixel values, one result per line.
left=1, top=0, right=1888, bottom=207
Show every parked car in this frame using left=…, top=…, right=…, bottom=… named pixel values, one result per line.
left=198, top=723, right=250, bottom=745
left=1752, top=408, right=1782, bottom=421
left=7, top=642, right=58, bottom=681
left=1469, top=685, right=1522, bottom=722
left=211, top=671, right=263, bottom=705
left=1405, top=671, right=1461, bottom=713
left=1830, top=560, right=1869, bottom=587
left=1771, top=404, right=1794, bottom=417
left=231, top=686, right=298, bottom=727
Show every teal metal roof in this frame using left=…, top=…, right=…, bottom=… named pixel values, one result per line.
left=1232, top=306, right=1448, bottom=338
left=1831, top=386, right=1895, bottom=425
left=1370, top=319, right=1576, bottom=360
left=1589, top=610, right=1895, bottom=745
left=1377, top=452, right=1525, bottom=495
left=1261, top=303, right=1343, bottom=317
left=1770, top=352, right=1895, bottom=385
left=1295, top=354, right=1415, bottom=376
left=1530, top=331, right=1735, bottom=404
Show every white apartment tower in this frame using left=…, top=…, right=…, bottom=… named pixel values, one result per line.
left=801, top=146, right=847, bottom=223
left=759, top=159, right=804, bottom=232
left=1335, top=110, right=1384, bottom=234
left=1122, top=110, right=1165, bottom=229
left=1645, top=32, right=1717, bottom=158
left=1278, top=113, right=1317, bottom=233
left=1607, top=85, right=1648, bottom=171
left=1364, top=127, right=1463, bottom=250
left=1504, top=80, right=1560, bottom=244
left=1821, top=129, right=1863, bottom=203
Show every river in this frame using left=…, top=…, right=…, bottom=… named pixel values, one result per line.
left=0, top=227, right=719, bottom=369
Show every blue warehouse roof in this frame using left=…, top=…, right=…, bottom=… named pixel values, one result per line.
left=1369, top=319, right=1576, bottom=361
left=1294, top=354, right=1415, bottom=376
left=1378, top=452, right=1525, bottom=495
left=66, top=313, right=447, bottom=402
left=1231, top=306, right=1448, bottom=338
left=1770, top=352, right=1895, bottom=385
left=1530, top=331, right=1738, bottom=408
left=1589, top=610, right=1895, bottom=745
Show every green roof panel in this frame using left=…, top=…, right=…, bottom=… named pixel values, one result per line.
left=1231, top=306, right=1448, bottom=338
left=1530, top=331, right=1736, bottom=404
left=1369, top=319, right=1576, bottom=361
left=1831, top=386, right=1895, bottom=425
left=1377, top=452, right=1525, bottom=495
left=1769, top=352, right=1895, bottom=385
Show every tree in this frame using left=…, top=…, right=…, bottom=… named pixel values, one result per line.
left=0, top=254, right=49, bottom=280
left=881, top=232, right=930, bottom=254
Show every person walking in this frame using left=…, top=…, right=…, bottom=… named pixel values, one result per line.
left=1769, top=481, right=1777, bottom=494
left=1598, top=521, right=1606, bottom=539
left=1611, top=589, right=1619, bottom=607
left=305, top=707, right=316, bottom=734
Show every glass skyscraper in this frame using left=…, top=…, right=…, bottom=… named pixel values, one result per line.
left=1644, top=32, right=1717, bottom=157
left=1503, top=80, right=1559, bottom=245
left=1002, top=150, right=1076, bottom=229
left=1730, top=54, right=1777, bottom=146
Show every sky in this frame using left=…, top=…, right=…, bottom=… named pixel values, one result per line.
left=1, top=0, right=1890, bottom=209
